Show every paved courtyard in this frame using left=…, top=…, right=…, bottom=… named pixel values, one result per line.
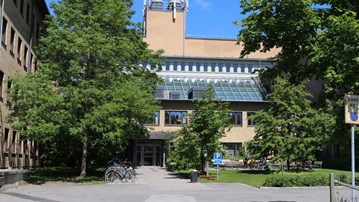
left=0, top=166, right=331, bottom=202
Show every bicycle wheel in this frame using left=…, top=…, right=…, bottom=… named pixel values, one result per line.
left=105, top=170, right=118, bottom=183
left=124, top=170, right=136, bottom=183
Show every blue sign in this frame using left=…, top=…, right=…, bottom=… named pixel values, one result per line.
left=213, top=153, right=223, bottom=165
left=351, top=112, right=359, bottom=121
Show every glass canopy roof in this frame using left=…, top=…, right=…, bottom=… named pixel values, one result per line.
left=156, top=77, right=267, bottom=101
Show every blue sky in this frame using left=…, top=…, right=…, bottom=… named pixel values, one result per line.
left=45, top=0, right=243, bottom=38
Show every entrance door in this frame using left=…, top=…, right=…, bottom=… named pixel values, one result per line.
left=136, top=143, right=161, bottom=166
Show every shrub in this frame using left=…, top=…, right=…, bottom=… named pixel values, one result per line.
left=263, top=175, right=327, bottom=187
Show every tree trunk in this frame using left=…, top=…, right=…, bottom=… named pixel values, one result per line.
left=80, top=130, right=88, bottom=177
left=200, top=147, right=205, bottom=174
left=286, top=159, right=290, bottom=171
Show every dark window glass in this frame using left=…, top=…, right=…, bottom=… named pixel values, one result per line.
left=26, top=4, right=30, bottom=25
left=0, top=71, right=4, bottom=98
left=2, top=17, right=7, bottom=44
left=229, top=112, right=242, bottom=127
left=165, top=111, right=187, bottom=125
left=145, top=111, right=160, bottom=125
left=17, top=37, right=22, bottom=59
left=247, top=112, right=256, bottom=126
left=10, top=28, right=15, bottom=52
left=20, top=0, right=24, bottom=16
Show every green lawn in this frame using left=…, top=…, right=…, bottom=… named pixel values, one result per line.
left=198, top=169, right=359, bottom=187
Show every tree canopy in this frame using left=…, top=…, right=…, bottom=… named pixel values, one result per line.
left=237, top=0, right=359, bottom=150
left=171, top=86, right=232, bottom=173
left=7, top=0, right=163, bottom=176
left=248, top=77, right=335, bottom=170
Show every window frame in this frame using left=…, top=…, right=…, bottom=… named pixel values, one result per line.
left=165, top=111, right=187, bottom=126
left=145, top=111, right=160, bottom=126
left=229, top=112, right=242, bottom=127
left=247, top=112, right=256, bottom=127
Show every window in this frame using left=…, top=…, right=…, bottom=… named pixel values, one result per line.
left=2, top=17, right=7, bottom=45
left=145, top=111, right=160, bottom=126
left=4, top=128, right=9, bottom=152
left=26, top=4, right=30, bottom=25
left=13, top=0, right=17, bottom=6
left=10, top=28, right=15, bottom=52
left=20, top=0, right=24, bottom=16
left=0, top=70, right=4, bottom=98
left=229, top=112, right=242, bottom=127
left=17, top=37, right=22, bottom=60
left=247, top=112, right=256, bottom=126
left=24, top=46, right=28, bottom=69
left=12, top=131, right=16, bottom=153
left=224, top=143, right=236, bottom=157
left=165, top=111, right=187, bottom=125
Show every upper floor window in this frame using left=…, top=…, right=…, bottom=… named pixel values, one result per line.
left=229, top=112, right=242, bottom=127
left=10, top=28, right=15, bottom=52
left=247, top=112, right=256, bottom=126
left=17, top=37, right=22, bottom=60
left=165, top=111, right=187, bottom=125
left=3, top=128, right=9, bottom=152
left=2, top=17, right=7, bottom=45
left=24, top=46, right=28, bottom=70
left=26, top=4, right=30, bottom=25
left=0, top=70, right=4, bottom=98
left=145, top=111, right=159, bottom=126
left=20, top=0, right=24, bottom=16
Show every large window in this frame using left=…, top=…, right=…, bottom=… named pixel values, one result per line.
left=229, top=112, right=242, bottom=127
left=247, top=112, right=256, bottom=126
left=17, top=37, right=22, bottom=60
left=0, top=70, right=4, bottom=98
left=165, top=111, right=187, bottom=125
left=145, top=111, right=159, bottom=126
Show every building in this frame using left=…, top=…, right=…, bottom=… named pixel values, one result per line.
left=133, top=0, right=279, bottom=166
left=0, top=0, right=49, bottom=169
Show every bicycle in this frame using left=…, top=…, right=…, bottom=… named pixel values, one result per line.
left=105, top=164, right=137, bottom=183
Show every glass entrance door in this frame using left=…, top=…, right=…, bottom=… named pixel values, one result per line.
left=136, top=143, right=161, bottom=166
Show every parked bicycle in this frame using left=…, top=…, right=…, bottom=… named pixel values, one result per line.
left=105, top=160, right=137, bottom=183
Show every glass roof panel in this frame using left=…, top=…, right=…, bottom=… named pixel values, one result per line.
left=156, top=77, right=267, bottom=101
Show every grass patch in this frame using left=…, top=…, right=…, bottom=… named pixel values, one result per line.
left=24, top=167, right=105, bottom=184
left=198, top=169, right=359, bottom=187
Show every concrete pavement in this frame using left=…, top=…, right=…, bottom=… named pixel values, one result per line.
left=0, top=166, right=331, bottom=202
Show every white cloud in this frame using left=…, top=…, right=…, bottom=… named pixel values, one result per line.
left=194, top=0, right=212, bottom=12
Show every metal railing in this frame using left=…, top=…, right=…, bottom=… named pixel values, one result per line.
left=330, top=173, right=359, bottom=202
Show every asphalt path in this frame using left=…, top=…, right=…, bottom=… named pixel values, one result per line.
left=0, top=166, right=332, bottom=202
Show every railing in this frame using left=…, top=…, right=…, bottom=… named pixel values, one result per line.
left=147, top=2, right=185, bottom=12
left=330, top=173, right=359, bottom=202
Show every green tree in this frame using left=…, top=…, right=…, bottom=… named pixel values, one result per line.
left=173, top=86, right=232, bottom=173
left=7, top=0, right=162, bottom=177
left=249, top=77, right=334, bottom=170
left=237, top=0, right=359, bottom=156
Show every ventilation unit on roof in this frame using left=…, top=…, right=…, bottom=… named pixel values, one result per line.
left=170, top=91, right=181, bottom=100
left=150, top=0, right=163, bottom=10
left=188, top=87, right=208, bottom=100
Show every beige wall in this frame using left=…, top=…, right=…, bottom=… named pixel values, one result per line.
left=146, top=100, right=267, bottom=144
left=0, top=0, right=47, bottom=168
left=144, top=9, right=280, bottom=59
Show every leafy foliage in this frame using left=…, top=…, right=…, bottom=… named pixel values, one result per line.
left=237, top=0, right=359, bottom=161
left=7, top=0, right=162, bottom=176
left=171, top=86, right=232, bottom=172
left=248, top=77, right=335, bottom=169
